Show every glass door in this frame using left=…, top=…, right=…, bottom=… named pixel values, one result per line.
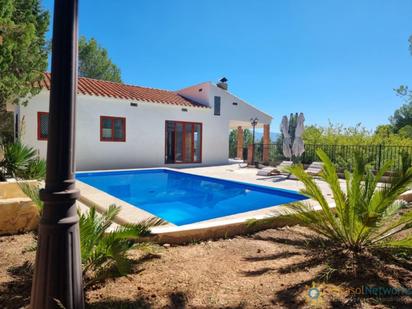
left=165, top=121, right=202, bottom=164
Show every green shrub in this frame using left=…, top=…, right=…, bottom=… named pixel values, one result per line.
left=18, top=183, right=164, bottom=286
left=286, top=149, right=412, bottom=252
left=79, top=205, right=163, bottom=286
left=0, top=142, right=41, bottom=179
left=19, top=182, right=44, bottom=215
left=23, top=158, right=46, bottom=180
left=19, top=183, right=164, bottom=286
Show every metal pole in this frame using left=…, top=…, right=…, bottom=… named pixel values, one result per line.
left=250, top=117, right=258, bottom=165
left=252, top=124, right=255, bottom=164
left=30, top=0, right=84, bottom=308
left=377, top=144, right=382, bottom=171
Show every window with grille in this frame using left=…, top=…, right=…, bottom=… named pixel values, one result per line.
left=100, top=116, right=126, bottom=142
left=37, top=112, right=49, bottom=140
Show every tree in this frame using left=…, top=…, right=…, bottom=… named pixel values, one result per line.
left=390, top=102, right=412, bottom=133
left=394, top=35, right=412, bottom=105
left=78, top=36, right=122, bottom=83
left=0, top=0, right=49, bottom=108
left=228, top=128, right=253, bottom=158
left=391, top=35, right=412, bottom=132
left=228, top=129, right=237, bottom=157
left=244, top=129, right=253, bottom=145
left=374, top=124, right=393, bottom=138
left=399, top=124, right=412, bottom=139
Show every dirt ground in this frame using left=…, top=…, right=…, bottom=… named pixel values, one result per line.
left=1, top=226, right=412, bottom=309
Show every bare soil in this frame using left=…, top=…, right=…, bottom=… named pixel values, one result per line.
left=1, top=226, right=412, bottom=309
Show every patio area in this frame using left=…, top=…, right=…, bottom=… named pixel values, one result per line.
left=75, top=163, right=336, bottom=244
left=182, top=163, right=335, bottom=198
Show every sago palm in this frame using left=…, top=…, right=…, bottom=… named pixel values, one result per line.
left=286, top=149, right=412, bottom=252
left=1, top=142, right=38, bottom=178
left=79, top=205, right=164, bottom=286
left=19, top=182, right=164, bottom=285
left=19, top=182, right=44, bottom=215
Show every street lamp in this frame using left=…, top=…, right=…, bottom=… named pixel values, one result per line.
left=30, top=0, right=84, bottom=308
left=250, top=117, right=258, bottom=165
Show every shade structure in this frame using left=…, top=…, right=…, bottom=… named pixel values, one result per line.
left=280, top=115, right=292, bottom=159
left=292, top=113, right=305, bottom=157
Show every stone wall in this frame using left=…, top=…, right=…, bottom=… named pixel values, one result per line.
left=0, top=182, right=39, bottom=235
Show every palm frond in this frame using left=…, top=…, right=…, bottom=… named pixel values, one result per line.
left=18, top=182, right=43, bottom=214
left=382, top=236, right=412, bottom=250
left=285, top=148, right=412, bottom=252
left=370, top=210, right=412, bottom=243
left=79, top=204, right=163, bottom=285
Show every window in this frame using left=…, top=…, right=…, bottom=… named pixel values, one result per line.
left=37, top=112, right=49, bottom=140
left=165, top=121, right=202, bottom=164
left=100, top=116, right=126, bottom=142
left=214, top=96, right=221, bottom=116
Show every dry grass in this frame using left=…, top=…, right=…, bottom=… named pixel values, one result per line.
left=1, top=226, right=412, bottom=308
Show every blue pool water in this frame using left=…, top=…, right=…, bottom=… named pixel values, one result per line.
left=76, top=169, right=307, bottom=226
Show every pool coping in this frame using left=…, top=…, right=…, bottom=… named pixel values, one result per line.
left=76, top=167, right=322, bottom=243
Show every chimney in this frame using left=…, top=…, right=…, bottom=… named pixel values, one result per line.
left=217, top=77, right=228, bottom=90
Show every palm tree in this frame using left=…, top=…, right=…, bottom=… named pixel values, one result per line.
left=286, top=149, right=412, bottom=253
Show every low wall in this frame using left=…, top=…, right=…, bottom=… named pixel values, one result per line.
left=0, top=182, right=39, bottom=235
left=146, top=215, right=301, bottom=245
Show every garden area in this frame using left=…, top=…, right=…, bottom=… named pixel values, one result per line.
left=1, top=147, right=412, bottom=308
left=1, top=224, right=411, bottom=309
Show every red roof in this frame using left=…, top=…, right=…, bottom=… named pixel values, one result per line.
left=39, top=73, right=207, bottom=108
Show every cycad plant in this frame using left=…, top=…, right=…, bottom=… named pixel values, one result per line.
left=286, top=149, right=412, bottom=253
left=0, top=141, right=45, bottom=179
left=22, top=158, right=46, bottom=180
left=19, top=182, right=163, bottom=286
left=79, top=205, right=163, bottom=286
left=19, top=182, right=44, bottom=215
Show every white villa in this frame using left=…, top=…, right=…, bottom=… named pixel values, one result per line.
left=7, top=74, right=272, bottom=171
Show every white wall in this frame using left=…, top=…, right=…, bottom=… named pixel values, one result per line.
left=19, top=85, right=272, bottom=171
left=178, top=82, right=272, bottom=128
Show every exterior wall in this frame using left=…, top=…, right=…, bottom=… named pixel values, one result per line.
left=178, top=82, right=272, bottom=128
left=19, top=91, right=229, bottom=171
left=177, top=82, right=211, bottom=106
left=18, top=85, right=272, bottom=171
left=206, top=83, right=272, bottom=127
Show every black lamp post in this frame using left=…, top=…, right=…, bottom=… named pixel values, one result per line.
left=30, top=0, right=84, bottom=308
left=250, top=117, right=258, bottom=165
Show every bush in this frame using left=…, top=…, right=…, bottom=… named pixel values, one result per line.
left=23, top=158, right=46, bottom=180
left=19, top=182, right=44, bottom=215
left=80, top=205, right=163, bottom=286
left=18, top=183, right=164, bottom=286
left=286, top=149, right=412, bottom=253
left=0, top=141, right=45, bottom=180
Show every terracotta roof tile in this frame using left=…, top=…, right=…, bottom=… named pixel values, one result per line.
left=38, top=73, right=207, bottom=108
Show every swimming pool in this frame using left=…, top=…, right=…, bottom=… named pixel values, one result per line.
left=76, top=169, right=307, bottom=226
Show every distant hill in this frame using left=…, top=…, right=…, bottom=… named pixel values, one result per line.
left=254, top=132, right=280, bottom=142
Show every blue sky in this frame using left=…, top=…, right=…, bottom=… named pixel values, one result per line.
left=41, top=0, right=412, bottom=132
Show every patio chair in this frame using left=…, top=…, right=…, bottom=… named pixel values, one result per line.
left=257, top=161, right=293, bottom=176
left=305, top=161, right=324, bottom=176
